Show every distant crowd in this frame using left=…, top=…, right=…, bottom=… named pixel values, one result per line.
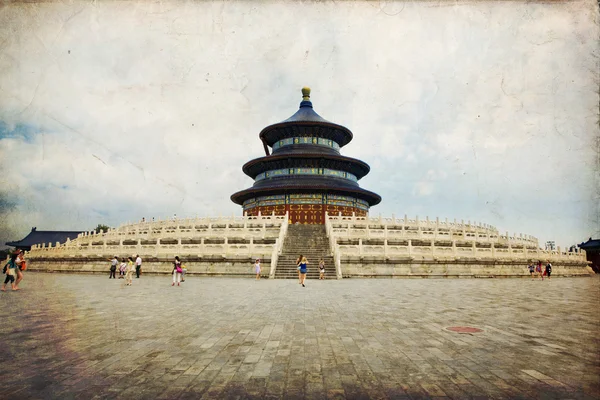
left=528, top=260, right=552, bottom=280
left=108, top=255, right=187, bottom=286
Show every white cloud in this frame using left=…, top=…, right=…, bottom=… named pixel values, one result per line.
left=0, top=0, right=598, bottom=250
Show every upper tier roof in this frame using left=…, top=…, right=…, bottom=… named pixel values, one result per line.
left=259, top=88, right=354, bottom=147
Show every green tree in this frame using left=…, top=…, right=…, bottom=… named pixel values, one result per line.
left=93, top=224, right=111, bottom=234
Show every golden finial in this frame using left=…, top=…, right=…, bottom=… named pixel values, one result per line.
left=302, top=87, right=311, bottom=101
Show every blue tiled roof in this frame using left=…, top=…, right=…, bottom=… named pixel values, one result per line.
left=6, top=228, right=85, bottom=248
left=579, top=239, right=600, bottom=250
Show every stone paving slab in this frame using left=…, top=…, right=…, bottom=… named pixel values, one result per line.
left=0, top=273, right=598, bottom=399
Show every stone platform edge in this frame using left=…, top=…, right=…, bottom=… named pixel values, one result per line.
left=24, top=256, right=594, bottom=278
left=25, top=256, right=271, bottom=278
left=340, top=256, right=593, bottom=278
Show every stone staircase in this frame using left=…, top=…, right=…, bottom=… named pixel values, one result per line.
left=274, top=224, right=336, bottom=279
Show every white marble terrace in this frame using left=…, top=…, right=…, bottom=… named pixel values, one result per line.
left=27, top=213, right=586, bottom=276
left=27, top=215, right=289, bottom=262
left=324, top=213, right=587, bottom=276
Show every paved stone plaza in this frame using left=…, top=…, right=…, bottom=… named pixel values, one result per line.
left=0, top=273, right=598, bottom=399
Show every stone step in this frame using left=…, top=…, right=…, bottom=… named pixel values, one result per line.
left=274, top=224, right=334, bottom=279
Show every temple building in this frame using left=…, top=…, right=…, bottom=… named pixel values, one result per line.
left=231, top=87, right=381, bottom=224
left=6, top=227, right=84, bottom=252
left=19, top=87, right=591, bottom=279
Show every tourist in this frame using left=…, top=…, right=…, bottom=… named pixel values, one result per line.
left=14, top=250, right=25, bottom=289
left=135, top=254, right=142, bottom=278
left=545, top=261, right=552, bottom=279
left=181, top=263, right=187, bottom=282
left=109, top=256, right=118, bottom=279
left=299, top=256, right=308, bottom=287
left=172, top=256, right=182, bottom=286
left=535, top=260, right=543, bottom=280
left=125, top=257, right=135, bottom=286
left=254, top=259, right=261, bottom=280
left=1, top=254, right=18, bottom=291
left=119, top=258, right=127, bottom=279
left=528, top=263, right=535, bottom=279
left=296, top=254, right=303, bottom=284
left=319, top=259, right=325, bottom=280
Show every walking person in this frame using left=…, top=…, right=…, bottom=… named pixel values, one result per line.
left=172, top=256, right=182, bottom=286
left=528, top=262, right=535, bottom=279
left=109, top=256, right=118, bottom=279
left=536, top=260, right=543, bottom=281
left=296, top=254, right=303, bottom=284
left=254, top=259, right=261, bottom=280
left=299, top=256, right=308, bottom=287
left=319, top=259, right=325, bottom=280
left=14, top=250, right=25, bottom=290
left=545, top=261, right=552, bottom=280
left=119, top=258, right=127, bottom=279
left=125, top=257, right=135, bottom=286
left=1, top=254, right=18, bottom=291
left=135, top=254, right=142, bottom=278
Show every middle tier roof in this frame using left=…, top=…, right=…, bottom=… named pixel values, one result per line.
left=242, top=153, right=371, bottom=179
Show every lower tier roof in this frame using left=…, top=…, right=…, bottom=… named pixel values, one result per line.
left=231, top=176, right=381, bottom=206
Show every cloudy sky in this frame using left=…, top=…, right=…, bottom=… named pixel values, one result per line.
left=0, top=0, right=598, bottom=250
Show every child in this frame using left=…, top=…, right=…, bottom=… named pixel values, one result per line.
left=528, top=263, right=535, bottom=280
left=319, top=259, right=325, bottom=280
left=254, top=259, right=261, bottom=280
left=125, top=257, right=135, bottom=286
left=119, top=258, right=127, bottom=279
left=1, top=255, right=17, bottom=291
left=181, top=264, right=187, bottom=282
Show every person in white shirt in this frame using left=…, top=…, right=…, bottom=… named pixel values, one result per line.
left=135, top=255, right=142, bottom=278
left=15, top=250, right=25, bottom=289
left=254, top=259, right=261, bottom=280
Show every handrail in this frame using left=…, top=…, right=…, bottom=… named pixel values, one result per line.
left=269, top=212, right=289, bottom=278
left=325, top=212, right=343, bottom=279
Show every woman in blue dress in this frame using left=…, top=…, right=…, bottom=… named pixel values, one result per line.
left=299, top=256, right=308, bottom=287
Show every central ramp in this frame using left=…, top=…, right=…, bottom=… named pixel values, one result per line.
left=274, top=224, right=335, bottom=279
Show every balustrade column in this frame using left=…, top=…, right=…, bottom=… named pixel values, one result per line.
left=358, top=238, right=363, bottom=256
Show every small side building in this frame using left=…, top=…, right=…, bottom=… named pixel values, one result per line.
left=6, top=227, right=85, bottom=252
left=579, top=238, right=600, bottom=273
